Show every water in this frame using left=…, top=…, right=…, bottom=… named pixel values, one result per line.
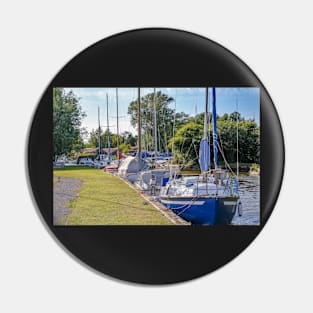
left=232, top=175, right=260, bottom=225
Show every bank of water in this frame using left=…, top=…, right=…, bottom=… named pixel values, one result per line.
left=232, top=175, right=260, bottom=225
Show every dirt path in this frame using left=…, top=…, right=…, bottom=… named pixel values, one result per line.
left=53, top=177, right=82, bottom=225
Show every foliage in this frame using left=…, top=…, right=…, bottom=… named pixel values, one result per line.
left=120, top=131, right=137, bottom=146
left=53, top=88, right=86, bottom=159
left=171, top=112, right=260, bottom=168
left=87, top=129, right=137, bottom=150
left=171, top=121, right=203, bottom=168
left=119, top=143, right=131, bottom=153
left=217, top=118, right=259, bottom=164
left=250, top=163, right=260, bottom=172
left=128, top=91, right=174, bottom=151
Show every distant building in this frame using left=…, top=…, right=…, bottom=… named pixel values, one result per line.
left=81, top=147, right=119, bottom=156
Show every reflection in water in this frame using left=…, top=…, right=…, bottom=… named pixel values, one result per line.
left=232, top=175, right=260, bottom=225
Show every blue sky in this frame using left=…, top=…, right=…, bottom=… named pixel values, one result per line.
left=64, top=87, right=259, bottom=137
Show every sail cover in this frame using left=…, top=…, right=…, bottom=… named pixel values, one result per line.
left=212, top=87, right=218, bottom=168
left=199, top=138, right=210, bottom=172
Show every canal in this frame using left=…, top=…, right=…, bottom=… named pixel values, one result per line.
left=232, top=175, right=260, bottom=225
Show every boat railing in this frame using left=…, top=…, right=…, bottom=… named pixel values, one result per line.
left=167, top=171, right=239, bottom=197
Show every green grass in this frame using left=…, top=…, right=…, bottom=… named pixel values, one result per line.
left=53, top=176, right=60, bottom=185
left=53, top=168, right=172, bottom=225
left=250, top=163, right=260, bottom=172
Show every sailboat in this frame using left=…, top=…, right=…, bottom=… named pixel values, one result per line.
left=159, top=87, right=241, bottom=225
left=118, top=88, right=147, bottom=181
left=94, top=94, right=113, bottom=169
left=135, top=88, right=172, bottom=192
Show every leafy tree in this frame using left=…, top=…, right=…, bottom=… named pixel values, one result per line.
left=53, top=88, right=86, bottom=159
left=217, top=119, right=259, bottom=164
left=88, top=128, right=102, bottom=148
left=171, top=121, right=203, bottom=168
left=119, top=143, right=131, bottom=153
left=229, top=111, right=243, bottom=122
left=120, top=131, right=137, bottom=146
left=174, top=112, right=192, bottom=128
left=87, top=128, right=128, bottom=151
left=171, top=112, right=260, bottom=168
left=128, top=91, right=174, bottom=152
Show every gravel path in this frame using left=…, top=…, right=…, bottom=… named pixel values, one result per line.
left=53, top=177, right=82, bottom=225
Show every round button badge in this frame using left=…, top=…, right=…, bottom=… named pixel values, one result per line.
left=28, top=28, right=284, bottom=284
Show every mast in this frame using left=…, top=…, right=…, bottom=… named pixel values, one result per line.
left=199, top=87, right=210, bottom=173
left=171, top=89, right=177, bottom=158
left=106, top=93, right=110, bottom=162
left=236, top=97, right=239, bottom=177
left=203, top=87, right=208, bottom=139
left=153, top=88, right=158, bottom=161
left=98, top=106, right=101, bottom=155
left=137, top=87, right=141, bottom=160
left=116, top=88, right=119, bottom=151
left=208, top=88, right=211, bottom=170
left=212, top=87, right=218, bottom=169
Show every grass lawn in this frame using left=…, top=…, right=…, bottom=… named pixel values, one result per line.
left=53, top=176, right=60, bottom=185
left=53, top=167, right=173, bottom=225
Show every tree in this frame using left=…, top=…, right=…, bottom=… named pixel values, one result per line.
left=119, top=143, right=131, bottom=153
left=171, top=112, right=260, bottom=169
left=171, top=121, right=203, bottom=168
left=53, top=88, right=86, bottom=159
left=120, top=131, right=137, bottom=146
left=88, top=128, right=102, bottom=148
left=217, top=119, right=259, bottom=164
left=87, top=129, right=136, bottom=149
left=128, top=91, right=174, bottom=152
left=229, top=111, right=243, bottom=122
left=174, top=111, right=192, bottom=128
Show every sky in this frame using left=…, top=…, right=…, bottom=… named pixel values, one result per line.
left=64, top=87, right=260, bottom=139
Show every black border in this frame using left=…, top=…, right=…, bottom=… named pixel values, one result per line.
left=27, top=28, right=284, bottom=284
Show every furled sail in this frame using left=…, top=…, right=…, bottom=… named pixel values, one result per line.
left=199, top=87, right=210, bottom=172
left=199, top=138, right=210, bottom=172
left=212, top=87, right=218, bottom=168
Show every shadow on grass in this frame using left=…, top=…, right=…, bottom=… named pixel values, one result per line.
left=54, top=191, right=150, bottom=211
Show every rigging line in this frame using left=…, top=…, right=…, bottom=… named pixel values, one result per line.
left=184, top=138, right=194, bottom=164
left=158, top=125, right=161, bottom=153
left=171, top=88, right=177, bottom=155
left=236, top=97, right=239, bottom=178
left=162, top=102, right=168, bottom=154
left=217, top=141, right=236, bottom=176
left=159, top=131, right=168, bottom=153
left=175, top=197, right=199, bottom=214
left=218, top=131, right=226, bottom=160
left=216, top=120, right=238, bottom=178
left=179, top=135, right=186, bottom=155
left=193, top=140, right=199, bottom=159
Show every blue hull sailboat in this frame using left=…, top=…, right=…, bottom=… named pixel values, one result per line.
left=159, top=87, right=240, bottom=225
left=159, top=196, right=238, bottom=225
left=159, top=174, right=239, bottom=225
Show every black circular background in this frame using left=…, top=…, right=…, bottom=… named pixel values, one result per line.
left=28, top=28, right=284, bottom=284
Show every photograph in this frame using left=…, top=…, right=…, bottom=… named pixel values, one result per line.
left=53, top=87, right=260, bottom=226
